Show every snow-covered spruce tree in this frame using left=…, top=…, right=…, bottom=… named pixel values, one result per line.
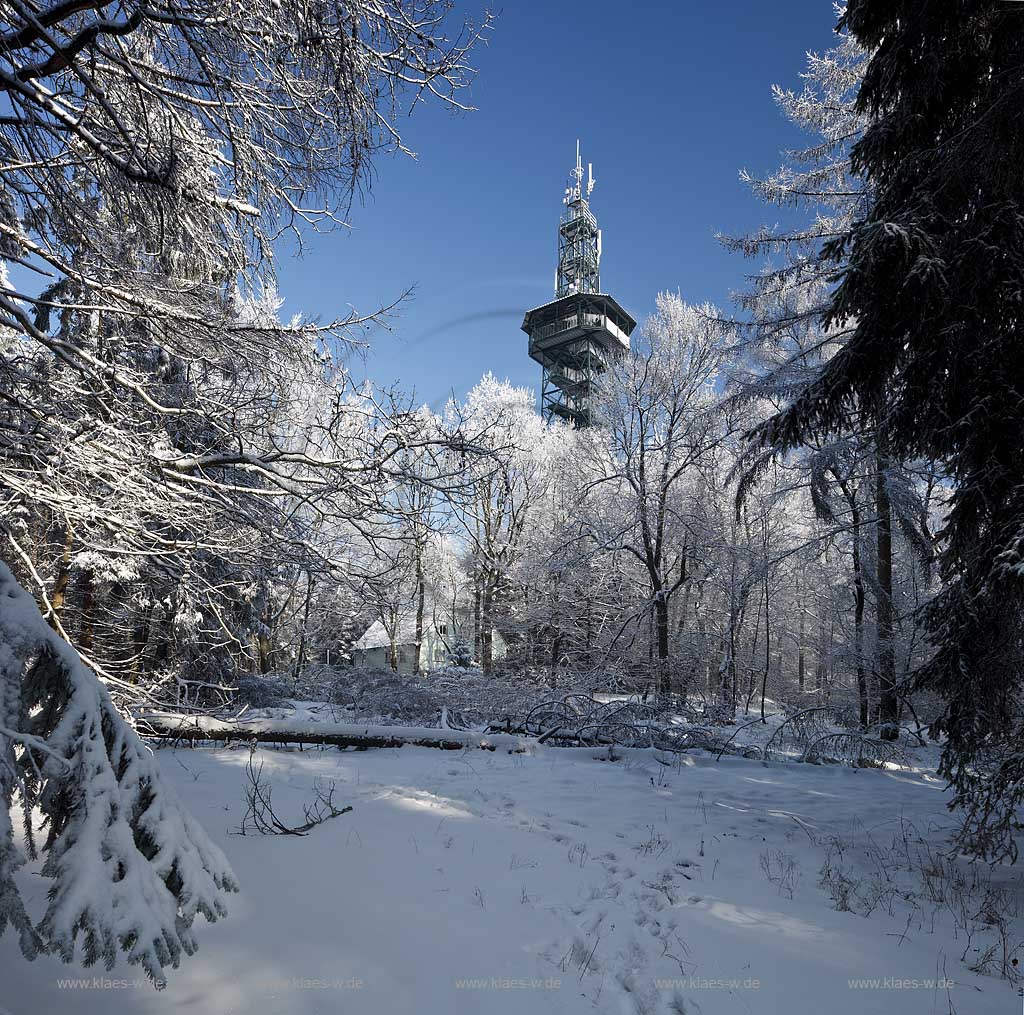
left=449, top=637, right=475, bottom=670
left=724, top=30, right=876, bottom=715
left=0, top=563, right=238, bottom=981
left=743, top=1, right=1024, bottom=854
left=726, top=26, right=942, bottom=738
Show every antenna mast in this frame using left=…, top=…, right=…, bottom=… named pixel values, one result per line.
left=556, top=138, right=600, bottom=298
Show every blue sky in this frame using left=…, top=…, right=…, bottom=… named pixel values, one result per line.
left=274, top=1, right=842, bottom=412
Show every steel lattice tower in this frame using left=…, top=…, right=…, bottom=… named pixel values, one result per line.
left=521, top=141, right=636, bottom=426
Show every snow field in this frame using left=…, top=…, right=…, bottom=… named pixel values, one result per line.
left=2, top=743, right=1020, bottom=1015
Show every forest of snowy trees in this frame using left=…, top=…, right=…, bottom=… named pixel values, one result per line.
left=1, top=0, right=1023, bottom=999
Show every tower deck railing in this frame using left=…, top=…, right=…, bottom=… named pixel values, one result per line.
left=530, top=310, right=631, bottom=347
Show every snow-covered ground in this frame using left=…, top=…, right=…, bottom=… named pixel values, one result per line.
left=2, top=740, right=1020, bottom=1014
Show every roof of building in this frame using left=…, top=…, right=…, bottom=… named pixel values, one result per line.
left=352, top=618, right=413, bottom=652
left=351, top=611, right=501, bottom=653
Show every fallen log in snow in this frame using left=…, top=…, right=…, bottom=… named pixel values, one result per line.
left=137, top=711, right=534, bottom=753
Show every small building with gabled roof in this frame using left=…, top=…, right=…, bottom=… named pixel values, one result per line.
left=350, top=607, right=507, bottom=673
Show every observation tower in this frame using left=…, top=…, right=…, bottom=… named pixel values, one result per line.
left=521, top=141, right=636, bottom=426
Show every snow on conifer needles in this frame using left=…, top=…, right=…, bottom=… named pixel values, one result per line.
left=0, top=563, right=238, bottom=985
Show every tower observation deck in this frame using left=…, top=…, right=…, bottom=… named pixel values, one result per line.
left=521, top=141, right=636, bottom=427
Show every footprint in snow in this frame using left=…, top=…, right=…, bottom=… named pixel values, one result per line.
left=618, top=937, right=649, bottom=971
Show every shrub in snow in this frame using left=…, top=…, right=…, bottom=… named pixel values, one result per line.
left=318, top=666, right=592, bottom=730
left=336, top=668, right=441, bottom=723
left=232, top=675, right=294, bottom=709
left=0, top=563, right=238, bottom=985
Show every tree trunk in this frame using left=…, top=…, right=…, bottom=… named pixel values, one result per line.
left=481, top=584, right=494, bottom=675
left=585, top=595, right=594, bottom=670
left=151, top=589, right=178, bottom=670
left=851, top=501, right=868, bottom=725
left=549, top=629, right=561, bottom=689
left=815, top=615, right=828, bottom=691
left=77, top=569, right=96, bottom=653
left=876, top=446, right=899, bottom=740
left=697, top=607, right=711, bottom=694
left=294, top=572, right=315, bottom=679
left=655, top=594, right=670, bottom=694
left=413, top=555, right=425, bottom=676
left=258, top=632, right=273, bottom=675
left=676, top=546, right=689, bottom=636
left=132, top=599, right=153, bottom=683
left=719, top=619, right=737, bottom=708
left=143, top=713, right=529, bottom=752
left=49, top=527, right=74, bottom=627
left=797, top=602, right=806, bottom=692
left=746, top=585, right=763, bottom=712
left=760, top=567, right=771, bottom=721
left=473, top=579, right=481, bottom=664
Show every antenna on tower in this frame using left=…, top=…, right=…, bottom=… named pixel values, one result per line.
left=565, top=138, right=581, bottom=202
left=522, top=137, right=636, bottom=427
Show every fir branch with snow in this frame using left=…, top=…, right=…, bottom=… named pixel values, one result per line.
left=0, top=563, right=238, bottom=984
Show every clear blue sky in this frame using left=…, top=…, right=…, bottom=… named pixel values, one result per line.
left=274, top=1, right=842, bottom=413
